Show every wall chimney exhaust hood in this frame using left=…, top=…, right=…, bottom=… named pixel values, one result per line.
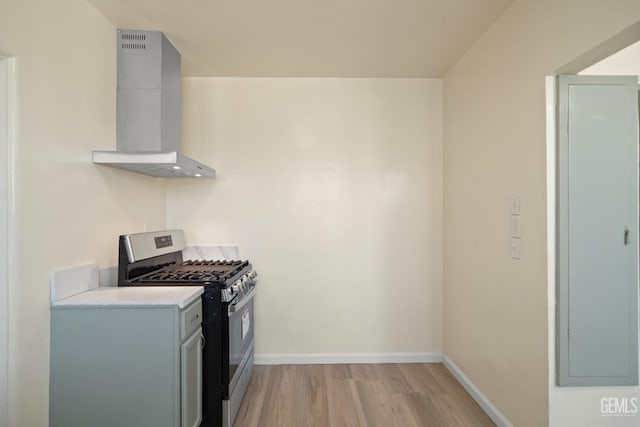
left=93, top=30, right=215, bottom=178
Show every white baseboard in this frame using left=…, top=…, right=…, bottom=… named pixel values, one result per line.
left=442, top=355, right=513, bottom=427
left=255, top=352, right=443, bottom=365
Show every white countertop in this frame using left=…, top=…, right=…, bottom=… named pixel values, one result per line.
left=51, top=286, right=203, bottom=309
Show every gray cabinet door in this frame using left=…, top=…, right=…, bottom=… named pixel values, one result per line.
left=557, top=74, right=639, bottom=386
left=49, top=306, right=180, bottom=427
left=181, top=329, right=203, bottom=427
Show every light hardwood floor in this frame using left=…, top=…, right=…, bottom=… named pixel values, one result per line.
left=233, top=363, right=495, bottom=427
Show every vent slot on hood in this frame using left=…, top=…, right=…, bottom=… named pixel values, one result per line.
left=121, top=32, right=147, bottom=50
left=121, top=43, right=146, bottom=50
left=121, top=33, right=146, bottom=41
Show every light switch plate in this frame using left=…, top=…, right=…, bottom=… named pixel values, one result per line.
left=511, top=195, right=521, bottom=215
left=511, top=215, right=521, bottom=237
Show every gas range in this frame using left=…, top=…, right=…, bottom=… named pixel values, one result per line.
left=117, top=229, right=257, bottom=427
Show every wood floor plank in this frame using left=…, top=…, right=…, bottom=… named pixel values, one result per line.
left=404, top=391, right=450, bottom=427
left=397, top=363, right=447, bottom=395
left=354, top=380, right=397, bottom=427
left=326, top=378, right=368, bottom=427
left=233, top=363, right=495, bottom=427
left=386, top=391, right=424, bottom=427
left=256, top=365, right=301, bottom=426
left=374, top=363, right=414, bottom=394
left=324, top=364, right=352, bottom=379
left=301, top=373, right=329, bottom=426
left=348, top=363, right=379, bottom=382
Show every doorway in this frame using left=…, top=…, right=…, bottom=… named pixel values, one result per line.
left=546, top=31, right=640, bottom=426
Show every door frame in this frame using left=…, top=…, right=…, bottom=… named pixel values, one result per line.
left=0, top=53, right=15, bottom=427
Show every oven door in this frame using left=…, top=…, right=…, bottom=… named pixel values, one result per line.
left=223, top=292, right=254, bottom=398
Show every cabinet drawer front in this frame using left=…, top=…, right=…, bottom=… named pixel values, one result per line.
left=181, top=301, right=202, bottom=340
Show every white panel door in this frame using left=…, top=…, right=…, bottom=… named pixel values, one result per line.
left=557, top=74, right=639, bottom=386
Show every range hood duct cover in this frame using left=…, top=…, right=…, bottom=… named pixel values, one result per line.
left=93, top=30, right=215, bottom=178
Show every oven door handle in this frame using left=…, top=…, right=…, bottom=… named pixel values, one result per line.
left=229, top=290, right=255, bottom=313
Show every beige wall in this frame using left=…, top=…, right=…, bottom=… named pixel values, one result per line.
left=443, top=1, right=640, bottom=426
left=0, top=0, right=167, bottom=425
left=167, top=78, right=443, bottom=357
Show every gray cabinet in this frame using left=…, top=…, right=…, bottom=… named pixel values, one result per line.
left=557, top=74, right=639, bottom=386
left=50, top=299, right=203, bottom=427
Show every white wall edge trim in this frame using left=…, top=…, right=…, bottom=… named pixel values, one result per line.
left=442, top=355, right=513, bottom=427
left=0, top=54, right=8, bottom=427
left=255, top=352, right=443, bottom=365
left=0, top=54, right=15, bottom=427
left=545, top=75, right=558, bottom=426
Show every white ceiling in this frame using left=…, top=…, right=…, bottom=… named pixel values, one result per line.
left=87, top=0, right=513, bottom=78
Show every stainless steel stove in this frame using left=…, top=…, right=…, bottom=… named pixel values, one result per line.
left=118, top=230, right=256, bottom=427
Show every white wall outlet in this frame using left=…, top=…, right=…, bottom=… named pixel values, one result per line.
left=511, top=237, right=521, bottom=259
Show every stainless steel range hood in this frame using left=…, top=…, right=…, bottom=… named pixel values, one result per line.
left=93, top=30, right=215, bottom=178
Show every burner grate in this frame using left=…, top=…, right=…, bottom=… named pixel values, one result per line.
left=182, top=260, right=243, bottom=267
left=130, top=258, right=251, bottom=287
left=141, top=269, right=222, bottom=282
